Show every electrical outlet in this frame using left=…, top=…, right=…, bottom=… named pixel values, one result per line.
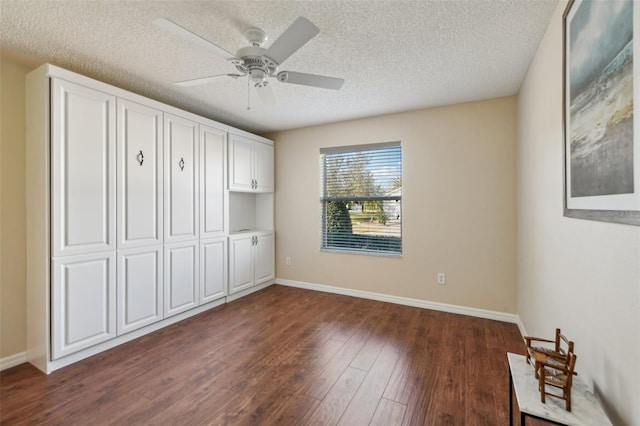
left=437, top=273, right=446, bottom=285
left=285, top=256, right=291, bottom=266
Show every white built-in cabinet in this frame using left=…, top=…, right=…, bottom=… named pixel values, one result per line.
left=200, top=125, right=227, bottom=238
left=254, top=232, right=275, bottom=285
left=51, top=78, right=116, bottom=257
left=164, top=113, right=199, bottom=243
left=26, top=64, right=274, bottom=374
left=228, top=232, right=275, bottom=295
left=227, top=130, right=275, bottom=299
left=254, top=140, right=275, bottom=192
left=50, top=78, right=117, bottom=360
left=164, top=241, right=199, bottom=317
left=200, top=237, right=227, bottom=304
left=52, top=252, right=116, bottom=359
left=228, top=132, right=274, bottom=192
left=117, top=246, right=163, bottom=335
left=117, top=99, right=163, bottom=250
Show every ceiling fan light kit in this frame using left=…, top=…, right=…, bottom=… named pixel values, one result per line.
left=153, top=16, right=344, bottom=106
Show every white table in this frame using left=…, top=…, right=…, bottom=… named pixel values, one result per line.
left=508, top=352, right=611, bottom=425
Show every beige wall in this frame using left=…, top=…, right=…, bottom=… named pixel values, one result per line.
left=517, top=2, right=640, bottom=424
left=268, top=96, right=518, bottom=314
left=0, top=51, right=39, bottom=358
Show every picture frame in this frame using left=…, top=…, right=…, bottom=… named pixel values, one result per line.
left=562, top=0, right=640, bottom=225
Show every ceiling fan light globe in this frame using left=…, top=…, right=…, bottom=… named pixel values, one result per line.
left=249, top=69, right=267, bottom=84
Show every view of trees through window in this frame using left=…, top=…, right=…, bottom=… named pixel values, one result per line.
left=321, top=143, right=402, bottom=255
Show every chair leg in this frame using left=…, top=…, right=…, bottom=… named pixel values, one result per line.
left=566, top=386, right=571, bottom=411
left=538, top=369, right=546, bottom=403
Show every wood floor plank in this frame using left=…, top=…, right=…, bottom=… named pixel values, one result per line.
left=464, top=318, right=499, bottom=426
left=338, top=342, right=400, bottom=425
left=349, top=335, right=384, bottom=372
left=381, top=306, right=424, bottom=405
left=0, top=285, right=525, bottom=425
left=305, top=366, right=367, bottom=426
left=370, top=397, right=407, bottom=426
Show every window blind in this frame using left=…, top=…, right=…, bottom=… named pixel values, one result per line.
left=320, top=142, right=402, bottom=255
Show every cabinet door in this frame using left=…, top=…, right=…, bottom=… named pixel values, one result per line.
left=117, top=246, right=163, bottom=335
left=228, top=234, right=254, bottom=294
left=200, top=238, right=227, bottom=304
left=52, top=252, right=116, bottom=359
left=51, top=78, right=115, bottom=257
left=164, top=114, right=199, bottom=243
left=117, top=99, right=163, bottom=249
left=228, top=134, right=254, bottom=191
left=254, top=141, right=274, bottom=193
left=164, top=242, right=199, bottom=317
left=254, top=232, right=275, bottom=285
left=200, top=125, right=226, bottom=238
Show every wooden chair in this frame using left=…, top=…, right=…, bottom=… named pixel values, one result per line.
left=524, top=328, right=574, bottom=374
left=535, top=350, right=578, bottom=411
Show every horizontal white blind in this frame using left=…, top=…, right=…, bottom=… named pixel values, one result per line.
left=320, top=143, right=401, bottom=255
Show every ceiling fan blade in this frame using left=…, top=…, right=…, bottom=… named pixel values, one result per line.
left=263, top=17, right=319, bottom=65
left=153, top=18, right=238, bottom=61
left=175, top=74, right=244, bottom=87
left=255, top=84, right=277, bottom=105
left=277, top=71, right=344, bottom=90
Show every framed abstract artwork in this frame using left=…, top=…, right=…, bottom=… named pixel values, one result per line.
left=563, top=0, right=640, bottom=225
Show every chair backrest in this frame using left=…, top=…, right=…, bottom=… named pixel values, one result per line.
left=555, top=328, right=574, bottom=356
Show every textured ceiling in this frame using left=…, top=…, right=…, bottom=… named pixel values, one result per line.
left=1, top=0, right=557, bottom=134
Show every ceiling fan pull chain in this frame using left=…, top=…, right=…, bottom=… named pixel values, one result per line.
left=247, top=77, right=251, bottom=111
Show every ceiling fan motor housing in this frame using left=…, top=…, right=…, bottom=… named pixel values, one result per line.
left=244, top=27, right=267, bottom=47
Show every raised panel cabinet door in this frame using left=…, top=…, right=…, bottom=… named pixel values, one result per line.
left=51, top=78, right=116, bottom=257
left=164, top=113, right=199, bottom=243
left=228, top=134, right=254, bottom=191
left=228, top=234, right=254, bottom=294
left=52, top=251, right=116, bottom=359
left=254, top=141, right=274, bottom=193
left=117, top=99, right=163, bottom=249
left=254, top=232, right=275, bottom=285
left=164, top=242, right=199, bottom=317
left=200, top=125, right=226, bottom=238
left=199, top=238, right=227, bottom=304
left=117, top=246, right=163, bottom=335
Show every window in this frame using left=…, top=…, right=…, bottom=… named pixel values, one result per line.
left=320, top=142, right=402, bottom=256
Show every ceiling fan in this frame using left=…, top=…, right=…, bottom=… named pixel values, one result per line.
left=153, top=16, right=344, bottom=105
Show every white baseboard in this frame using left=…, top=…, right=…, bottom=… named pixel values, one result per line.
left=0, top=352, right=27, bottom=371
left=276, top=278, right=521, bottom=325
left=516, top=316, right=528, bottom=338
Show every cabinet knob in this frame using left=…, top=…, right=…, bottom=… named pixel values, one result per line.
left=179, top=157, right=185, bottom=171
left=136, top=150, right=144, bottom=166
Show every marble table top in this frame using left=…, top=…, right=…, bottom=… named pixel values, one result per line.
left=508, top=352, right=612, bottom=426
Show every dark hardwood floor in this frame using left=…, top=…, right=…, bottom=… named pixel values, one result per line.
left=1, top=285, right=532, bottom=425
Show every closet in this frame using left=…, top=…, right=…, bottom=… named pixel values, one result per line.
left=26, top=64, right=274, bottom=373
